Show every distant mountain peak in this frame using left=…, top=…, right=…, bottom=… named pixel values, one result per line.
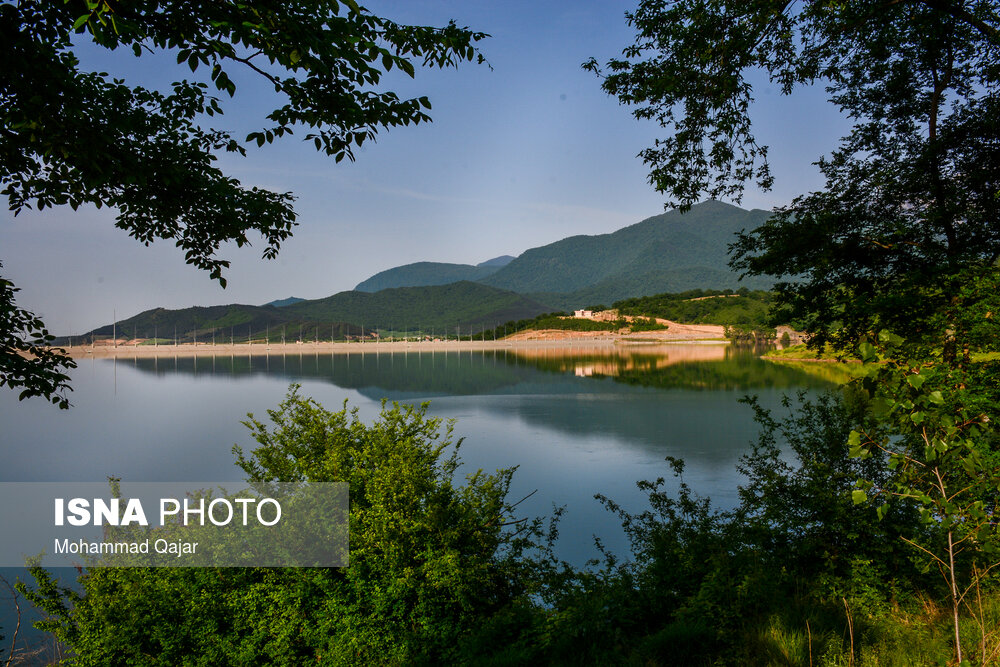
left=479, top=199, right=774, bottom=301
left=476, top=255, right=516, bottom=268
left=355, top=259, right=508, bottom=292
left=264, top=296, right=305, bottom=308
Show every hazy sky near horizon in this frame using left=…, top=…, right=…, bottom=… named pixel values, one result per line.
left=1, top=1, right=851, bottom=335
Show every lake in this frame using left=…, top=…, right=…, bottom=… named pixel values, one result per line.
left=0, top=342, right=835, bottom=658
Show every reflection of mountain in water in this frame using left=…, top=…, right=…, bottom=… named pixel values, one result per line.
left=434, top=388, right=788, bottom=469
left=122, top=345, right=833, bottom=400
left=122, top=348, right=822, bottom=475
left=103, top=346, right=840, bottom=509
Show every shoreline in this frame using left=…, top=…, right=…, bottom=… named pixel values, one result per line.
left=58, top=335, right=731, bottom=359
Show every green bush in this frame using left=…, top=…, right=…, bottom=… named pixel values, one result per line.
left=24, top=387, right=545, bottom=666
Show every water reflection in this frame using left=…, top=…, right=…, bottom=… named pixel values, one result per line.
left=99, top=345, right=835, bottom=475
left=119, top=344, right=833, bottom=397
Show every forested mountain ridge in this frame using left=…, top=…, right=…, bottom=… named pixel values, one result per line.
left=75, top=202, right=774, bottom=341
left=355, top=256, right=515, bottom=292
left=76, top=282, right=552, bottom=341
left=481, top=200, right=773, bottom=298
left=352, top=201, right=773, bottom=303
left=286, top=281, right=550, bottom=332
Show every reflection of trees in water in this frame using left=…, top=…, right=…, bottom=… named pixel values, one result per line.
left=113, top=345, right=836, bottom=477
left=126, top=350, right=535, bottom=397
left=506, top=344, right=833, bottom=391
left=121, top=344, right=833, bottom=397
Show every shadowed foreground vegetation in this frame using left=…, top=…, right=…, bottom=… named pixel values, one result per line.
left=13, top=379, right=999, bottom=666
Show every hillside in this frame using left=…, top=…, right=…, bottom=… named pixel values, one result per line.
left=263, top=296, right=305, bottom=308
left=81, top=303, right=352, bottom=343
left=286, top=281, right=551, bottom=333
left=74, top=203, right=776, bottom=342
left=480, top=200, right=773, bottom=302
left=529, top=267, right=756, bottom=312
left=355, top=259, right=510, bottom=292
left=78, top=282, right=552, bottom=342
left=613, top=289, right=776, bottom=328
left=476, top=255, right=516, bottom=268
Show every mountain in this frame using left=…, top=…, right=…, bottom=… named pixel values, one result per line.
left=77, top=282, right=552, bottom=342
left=354, top=255, right=515, bottom=292
left=355, top=261, right=501, bottom=292
left=476, top=255, right=516, bottom=268
left=285, top=281, right=551, bottom=333
left=480, top=200, right=773, bottom=303
left=75, top=202, right=773, bottom=342
left=352, top=202, right=767, bottom=302
left=526, top=267, right=758, bottom=312
left=264, top=296, right=305, bottom=308
left=79, top=303, right=356, bottom=343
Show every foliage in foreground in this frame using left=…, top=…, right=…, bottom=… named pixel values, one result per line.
left=23, top=388, right=545, bottom=665
left=0, top=262, right=75, bottom=408
left=17, top=383, right=1000, bottom=665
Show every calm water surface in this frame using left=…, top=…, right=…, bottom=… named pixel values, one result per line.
left=1, top=343, right=834, bottom=656
left=1, top=344, right=838, bottom=556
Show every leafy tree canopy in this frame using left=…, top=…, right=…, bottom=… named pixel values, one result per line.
left=587, top=0, right=1000, bottom=360
left=0, top=262, right=75, bottom=408
left=0, top=0, right=486, bottom=406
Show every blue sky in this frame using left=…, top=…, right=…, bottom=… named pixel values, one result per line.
left=1, top=1, right=850, bottom=335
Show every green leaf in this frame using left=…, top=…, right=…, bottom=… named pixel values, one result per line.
left=905, top=373, right=926, bottom=389
left=878, top=330, right=904, bottom=347
left=928, top=391, right=945, bottom=405
left=852, top=489, right=867, bottom=505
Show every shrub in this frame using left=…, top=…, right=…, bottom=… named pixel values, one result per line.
left=23, top=387, right=544, bottom=665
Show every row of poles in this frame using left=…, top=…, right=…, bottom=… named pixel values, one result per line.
left=90, top=321, right=521, bottom=348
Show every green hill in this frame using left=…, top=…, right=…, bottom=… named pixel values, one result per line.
left=528, top=267, right=755, bottom=311
left=78, top=282, right=552, bottom=342
left=476, top=255, right=516, bottom=268
left=613, top=289, right=776, bottom=328
left=81, top=304, right=356, bottom=343
left=263, top=296, right=305, bottom=308
left=480, top=200, right=773, bottom=302
left=348, top=202, right=772, bottom=306
left=286, top=281, right=551, bottom=333
left=355, top=261, right=504, bottom=292
left=74, top=202, right=776, bottom=342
